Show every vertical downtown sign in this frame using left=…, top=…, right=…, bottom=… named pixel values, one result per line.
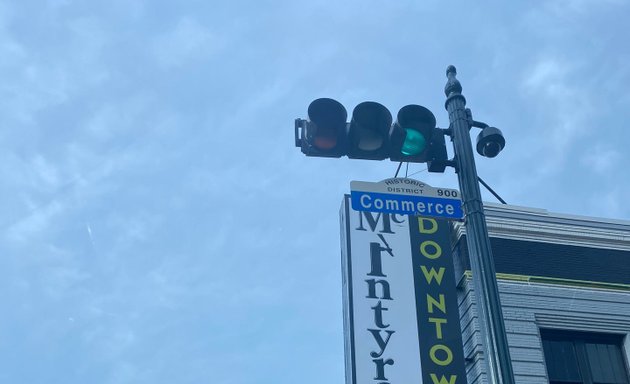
left=341, top=189, right=467, bottom=384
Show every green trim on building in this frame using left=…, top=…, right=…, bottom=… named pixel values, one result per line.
left=461, top=270, right=630, bottom=292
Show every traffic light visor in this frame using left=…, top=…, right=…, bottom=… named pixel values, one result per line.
left=351, top=102, right=392, bottom=152
left=307, top=98, right=347, bottom=150
left=395, top=105, right=436, bottom=156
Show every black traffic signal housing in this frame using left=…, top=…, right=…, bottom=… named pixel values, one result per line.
left=296, top=98, right=348, bottom=158
left=389, top=105, right=448, bottom=172
left=426, top=128, right=448, bottom=173
left=296, top=98, right=393, bottom=160
left=389, top=104, right=436, bottom=163
left=346, top=101, right=392, bottom=160
left=295, top=98, right=449, bottom=172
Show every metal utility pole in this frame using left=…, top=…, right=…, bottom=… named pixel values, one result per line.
left=445, top=65, right=516, bottom=383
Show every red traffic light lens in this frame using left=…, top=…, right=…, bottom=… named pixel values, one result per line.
left=307, top=98, right=347, bottom=152
left=313, top=128, right=338, bottom=150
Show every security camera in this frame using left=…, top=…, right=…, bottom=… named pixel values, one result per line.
left=476, top=127, right=505, bottom=158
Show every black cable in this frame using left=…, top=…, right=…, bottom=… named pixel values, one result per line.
left=394, top=162, right=403, bottom=178
left=478, top=176, right=507, bottom=204
left=408, top=168, right=427, bottom=177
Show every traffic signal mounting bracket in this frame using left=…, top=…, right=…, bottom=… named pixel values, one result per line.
left=294, top=118, right=305, bottom=148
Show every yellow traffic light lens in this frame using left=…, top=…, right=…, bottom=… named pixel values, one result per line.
left=356, top=127, right=384, bottom=151
left=401, top=129, right=426, bottom=155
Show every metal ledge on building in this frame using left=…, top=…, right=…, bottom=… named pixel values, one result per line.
left=452, top=203, right=630, bottom=251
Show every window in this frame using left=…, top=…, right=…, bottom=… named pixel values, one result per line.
left=541, top=329, right=630, bottom=384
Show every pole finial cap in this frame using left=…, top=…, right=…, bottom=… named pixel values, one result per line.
left=444, top=65, right=462, bottom=97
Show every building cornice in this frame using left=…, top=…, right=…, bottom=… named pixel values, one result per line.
left=452, top=203, right=630, bottom=251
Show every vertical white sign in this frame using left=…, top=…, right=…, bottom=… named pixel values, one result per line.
left=341, top=197, right=423, bottom=383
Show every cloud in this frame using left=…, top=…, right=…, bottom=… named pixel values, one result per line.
left=580, top=145, right=622, bottom=174
left=546, top=0, right=625, bottom=14
left=0, top=14, right=111, bottom=131
left=153, top=17, right=224, bottom=69
left=30, top=155, right=62, bottom=190
left=5, top=199, right=65, bottom=243
left=520, top=57, right=597, bottom=168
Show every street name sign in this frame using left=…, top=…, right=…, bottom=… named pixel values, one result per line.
left=350, top=178, right=463, bottom=220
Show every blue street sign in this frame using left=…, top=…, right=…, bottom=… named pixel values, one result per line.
left=350, top=178, right=463, bottom=220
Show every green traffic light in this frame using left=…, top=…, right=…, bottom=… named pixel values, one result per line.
left=401, top=129, right=426, bottom=155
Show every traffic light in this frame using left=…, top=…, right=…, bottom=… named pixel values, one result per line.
left=390, top=105, right=435, bottom=161
left=388, top=105, right=448, bottom=171
left=294, top=98, right=449, bottom=171
left=296, top=98, right=348, bottom=158
left=347, top=102, right=392, bottom=160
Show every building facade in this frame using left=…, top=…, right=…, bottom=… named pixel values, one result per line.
left=453, top=204, right=630, bottom=383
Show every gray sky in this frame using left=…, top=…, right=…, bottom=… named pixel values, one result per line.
left=1, top=0, right=629, bottom=383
